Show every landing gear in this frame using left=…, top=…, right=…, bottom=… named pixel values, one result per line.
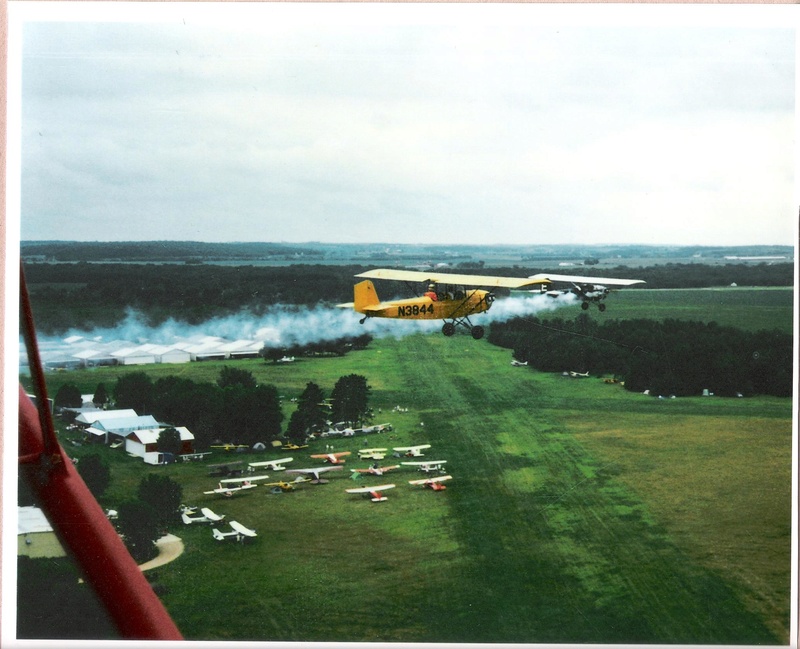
left=581, top=302, right=590, bottom=310
left=442, top=322, right=456, bottom=337
left=442, top=318, right=484, bottom=339
left=598, top=303, right=606, bottom=312
left=471, top=325, right=485, bottom=340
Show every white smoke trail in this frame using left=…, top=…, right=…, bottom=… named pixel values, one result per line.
left=36, top=292, right=578, bottom=353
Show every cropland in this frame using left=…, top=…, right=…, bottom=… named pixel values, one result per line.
left=31, top=333, right=793, bottom=644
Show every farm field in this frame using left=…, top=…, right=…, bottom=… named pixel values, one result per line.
left=594, top=286, right=793, bottom=334
left=30, top=333, right=794, bottom=644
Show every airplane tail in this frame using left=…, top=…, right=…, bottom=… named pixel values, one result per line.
left=353, top=280, right=380, bottom=313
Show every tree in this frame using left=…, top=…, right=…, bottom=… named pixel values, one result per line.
left=157, top=427, right=183, bottom=456
left=114, top=372, right=154, bottom=413
left=54, top=383, right=82, bottom=409
left=92, top=382, right=109, bottom=408
left=284, top=382, right=328, bottom=444
left=116, top=500, right=161, bottom=563
left=331, top=374, right=371, bottom=427
left=137, top=474, right=183, bottom=526
left=76, top=454, right=110, bottom=499
left=217, top=366, right=257, bottom=390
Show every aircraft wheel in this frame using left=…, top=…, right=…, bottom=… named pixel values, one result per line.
left=471, top=325, right=485, bottom=340
left=581, top=302, right=590, bottom=310
left=598, top=303, right=606, bottom=312
left=442, top=322, right=456, bottom=337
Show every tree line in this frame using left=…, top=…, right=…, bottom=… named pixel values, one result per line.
left=488, top=314, right=793, bottom=398
left=23, top=261, right=793, bottom=335
left=58, top=365, right=373, bottom=449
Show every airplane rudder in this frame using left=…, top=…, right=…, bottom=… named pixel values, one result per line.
left=354, top=279, right=380, bottom=310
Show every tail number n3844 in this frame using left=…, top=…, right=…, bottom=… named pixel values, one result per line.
left=397, top=304, right=434, bottom=317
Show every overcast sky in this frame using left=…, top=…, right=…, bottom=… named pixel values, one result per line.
left=10, top=3, right=797, bottom=246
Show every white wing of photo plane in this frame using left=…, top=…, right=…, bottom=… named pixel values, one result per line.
left=345, top=483, right=396, bottom=502
left=401, top=460, right=447, bottom=473
left=285, top=466, right=344, bottom=484
left=393, top=444, right=431, bottom=457
left=526, top=273, right=645, bottom=311
left=248, top=457, right=293, bottom=472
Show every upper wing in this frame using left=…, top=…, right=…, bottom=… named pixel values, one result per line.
left=200, top=507, right=224, bottom=521
left=346, top=484, right=396, bottom=494
left=356, top=268, right=548, bottom=289
left=528, top=273, right=645, bottom=287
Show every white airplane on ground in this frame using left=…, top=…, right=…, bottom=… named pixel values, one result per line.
left=285, top=466, right=344, bottom=484
left=401, top=460, right=448, bottom=473
left=203, top=474, right=271, bottom=496
left=310, top=451, right=351, bottom=465
left=358, top=448, right=388, bottom=460
left=393, top=444, right=431, bottom=457
left=212, top=520, right=258, bottom=542
left=247, top=457, right=293, bottom=472
left=527, top=272, right=645, bottom=311
left=569, top=371, right=590, bottom=378
left=181, top=507, right=226, bottom=525
left=409, top=475, right=452, bottom=491
left=511, top=359, right=528, bottom=367
left=350, top=464, right=400, bottom=477
left=345, top=483, right=396, bottom=502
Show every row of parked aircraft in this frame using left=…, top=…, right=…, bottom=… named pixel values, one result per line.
left=180, top=505, right=257, bottom=542
left=201, top=444, right=451, bottom=500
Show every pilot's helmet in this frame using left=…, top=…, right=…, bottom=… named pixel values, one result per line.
left=428, top=284, right=436, bottom=291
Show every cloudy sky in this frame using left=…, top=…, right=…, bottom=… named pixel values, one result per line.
left=9, top=3, right=796, bottom=246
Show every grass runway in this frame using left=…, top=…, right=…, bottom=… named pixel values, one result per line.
left=73, top=334, right=791, bottom=644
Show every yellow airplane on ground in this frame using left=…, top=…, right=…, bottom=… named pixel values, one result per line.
left=340, top=268, right=550, bottom=339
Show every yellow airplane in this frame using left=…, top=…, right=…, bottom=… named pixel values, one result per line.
left=340, top=268, right=549, bottom=339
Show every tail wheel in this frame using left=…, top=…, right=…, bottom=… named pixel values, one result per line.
left=471, top=325, right=485, bottom=340
left=442, top=322, right=456, bottom=337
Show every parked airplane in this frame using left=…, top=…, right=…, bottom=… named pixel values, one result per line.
left=358, top=448, right=388, bottom=460
left=310, top=451, right=351, bottom=464
left=351, top=464, right=400, bottom=476
left=409, top=475, right=452, bottom=491
left=203, top=474, right=271, bottom=496
left=527, top=272, right=645, bottom=311
left=285, top=466, right=344, bottom=484
left=511, top=360, right=528, bottom=367
left=393, top=444, right=431, bottom=458
left=569, top=371, right=590, bottom=378
left=345, top=483, right=396, bottom=503
left=282, top=443, right=309, bottom=451
left=264, top=477, right=310, bottom=493
left=248, top=457, right=293, bottom=472
left=210, top=443, right=249, bottom=452
left=181, top=507, right=225, bottom=525
left=212, top=520, right=258, bottom=542
left=341, top=268, right=550, bottom=339
left=401, top=460, right=448, bottom=473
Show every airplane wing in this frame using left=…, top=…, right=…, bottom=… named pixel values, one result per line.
left=200, top=507, right=224, bottom=522
left=527, top=273, right=645, bottom=287
left=356, top=268, right=548, bottom=289
left=393, top=444, right=431, bottom=452
left=409, top=475, right=452, bottom=485
left=400, top=460, right=446, bottom=466
left=345, top=484, right=396, bottom=494
left=230, top=521, right=257, bottom=537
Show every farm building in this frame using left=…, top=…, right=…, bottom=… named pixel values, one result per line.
left=75, top=408, right=138, bottom=427
left=18, top=506, right=66, bottom=558
left=84, top=414, right=161, bottom=445
left=111, top=345, right=158, bottom=365
left=125, top=426, right=195, bottom=464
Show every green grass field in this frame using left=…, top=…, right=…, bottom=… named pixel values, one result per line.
left=36, top=332, right=793, bottom=644
left=595, top=287, right=793, bottom=334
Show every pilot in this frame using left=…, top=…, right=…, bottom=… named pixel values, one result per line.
left=424, top=284, right=438, bottom=301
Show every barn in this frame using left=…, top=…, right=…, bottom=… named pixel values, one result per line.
left=125, top=426, right=195, bottom=464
